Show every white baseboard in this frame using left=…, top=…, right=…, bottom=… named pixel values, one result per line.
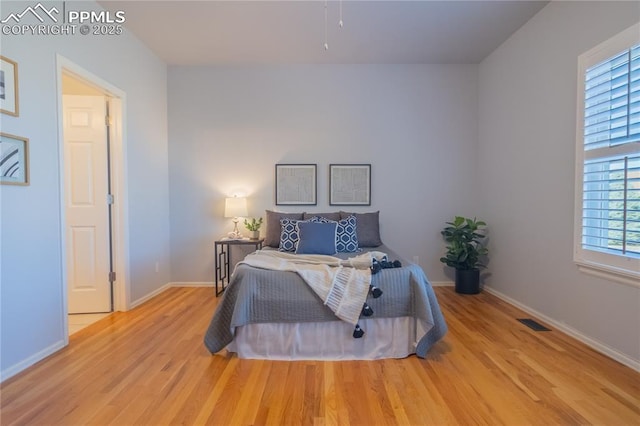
left=484, top=285, right=640, bottom=372
left=129, top=282, right=171, bottom=309
left=169, top=282, right=214, bottom=287
left=431, top=281, right=454, bottom=287
left=1, top=340, right=66, bottom=382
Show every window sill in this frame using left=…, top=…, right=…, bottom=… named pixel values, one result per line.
left=576, top=261, right=640, bottom=289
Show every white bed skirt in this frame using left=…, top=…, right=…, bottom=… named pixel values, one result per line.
left=227, top=317, right=428, bottom=361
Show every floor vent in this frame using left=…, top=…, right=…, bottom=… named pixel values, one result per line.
left=517, top=318, right=551, bottom=331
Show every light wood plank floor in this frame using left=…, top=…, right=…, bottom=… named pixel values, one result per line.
left=1, top=287, right=639, bottom=425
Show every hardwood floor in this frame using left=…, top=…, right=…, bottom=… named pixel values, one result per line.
left=1, top=287, right=639, bottom=425
left=68, top=313, right=112, bottom=335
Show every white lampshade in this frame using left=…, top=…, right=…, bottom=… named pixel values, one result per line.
left=224, top=197, right=248, bottom=218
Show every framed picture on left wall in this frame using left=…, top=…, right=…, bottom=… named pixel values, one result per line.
left=275, top=164, right=317, bottom=205
left=0, top=133, right=29, bottom=185
left=0, top=56, right=19, bottom=116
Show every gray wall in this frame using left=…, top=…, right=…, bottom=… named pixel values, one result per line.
left=0, top=1, right=171, bottom=378
left=168, top=65, right=479, bottom=283
left=478, top=1, right=640, bottom=362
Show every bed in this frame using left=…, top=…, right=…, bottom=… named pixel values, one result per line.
left=203, top=211, right=448, bottom=361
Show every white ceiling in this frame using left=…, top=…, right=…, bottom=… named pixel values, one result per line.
left=99, top=1, right=549, bottom=65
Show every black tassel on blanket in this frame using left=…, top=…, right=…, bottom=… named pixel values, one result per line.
left=362, top=303, right=374, bottom=317
left=353, top=303, right=376, bottom=337
left=353, top=261, right=397, bottom=338
left=353, top=324, right=365, bottom=338
left=370, top=257, right=402, bottom=275
left=369, top=285, right=383, bottom=298
left=352, top=304, right=374, bottom=338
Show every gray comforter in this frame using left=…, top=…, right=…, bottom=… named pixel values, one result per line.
left=204, top=245, right=448, bottom=358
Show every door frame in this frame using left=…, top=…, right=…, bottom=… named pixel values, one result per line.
left=56, top=55, right=131, bottom=342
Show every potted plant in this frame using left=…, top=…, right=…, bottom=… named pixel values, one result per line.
left=439, top=216, right=488, bottom=294
left=244, top=217, right=263, bottom=240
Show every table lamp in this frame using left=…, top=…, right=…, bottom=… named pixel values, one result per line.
left=224, top=196, right=248, bottom=239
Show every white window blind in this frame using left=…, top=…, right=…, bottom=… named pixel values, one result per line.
left=583, top=46, right=640, bottom=150
left=575, top=24, right=640, bottom=285
left=582, top=155, right=639, bottom=256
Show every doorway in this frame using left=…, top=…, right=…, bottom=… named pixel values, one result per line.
left=62, top=78, right=112, bottom=315
left=57, top=56, right=129, bottom=339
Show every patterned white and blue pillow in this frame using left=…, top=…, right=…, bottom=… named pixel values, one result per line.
left=279, top=218, right=307, bottom=252
left=311, top=215, right=359, bottom=253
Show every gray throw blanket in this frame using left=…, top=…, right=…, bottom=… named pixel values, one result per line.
left=204, top=246, right=447, bottom=358
left=238, top=250, right=387, bottom=325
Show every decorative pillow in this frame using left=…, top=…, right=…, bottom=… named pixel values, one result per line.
left=279, top=218, right=310, bottom=252
left=311, top=215, right=359, bottom=253
left=265, top=210, right=304, bottom=248
left=295, top=221, right=338, bottom=255
left=303, top=212, right=341, bottom=221
left=339, top=211, right=382, bottom=247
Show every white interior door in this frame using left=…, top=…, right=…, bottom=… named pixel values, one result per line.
left=64, top=95, right=112, bottom=314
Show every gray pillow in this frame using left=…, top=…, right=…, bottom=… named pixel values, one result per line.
left=339, top=211, right=382, bottom=247
left=265, top=210, right=304, bottom=248
left=303, top=212, right=341, bottom=221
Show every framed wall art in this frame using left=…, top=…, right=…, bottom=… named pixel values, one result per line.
left=0, top=56, right=19, bottom=116
left=0, top=132, right=29, bottom=185
left=330, top=164, right=371, bottom=206
left=275, top=164, right=317, bottom=205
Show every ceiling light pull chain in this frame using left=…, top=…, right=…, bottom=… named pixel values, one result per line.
left=339, top=0, right=343, bottom=28
left=324, top=0, right=329, bottom=50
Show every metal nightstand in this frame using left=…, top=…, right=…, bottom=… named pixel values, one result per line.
left=214, top=238, right=264, bottom=296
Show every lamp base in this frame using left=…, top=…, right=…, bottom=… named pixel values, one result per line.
left=228, top=218, right=243, bottom=239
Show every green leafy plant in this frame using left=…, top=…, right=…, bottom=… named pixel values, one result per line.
left=243, top=217, right=263, bottom=231
left=439, top=216, right=488, bottom=271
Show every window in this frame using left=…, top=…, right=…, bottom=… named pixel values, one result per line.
left=575, top=23, right=640, bottom=286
